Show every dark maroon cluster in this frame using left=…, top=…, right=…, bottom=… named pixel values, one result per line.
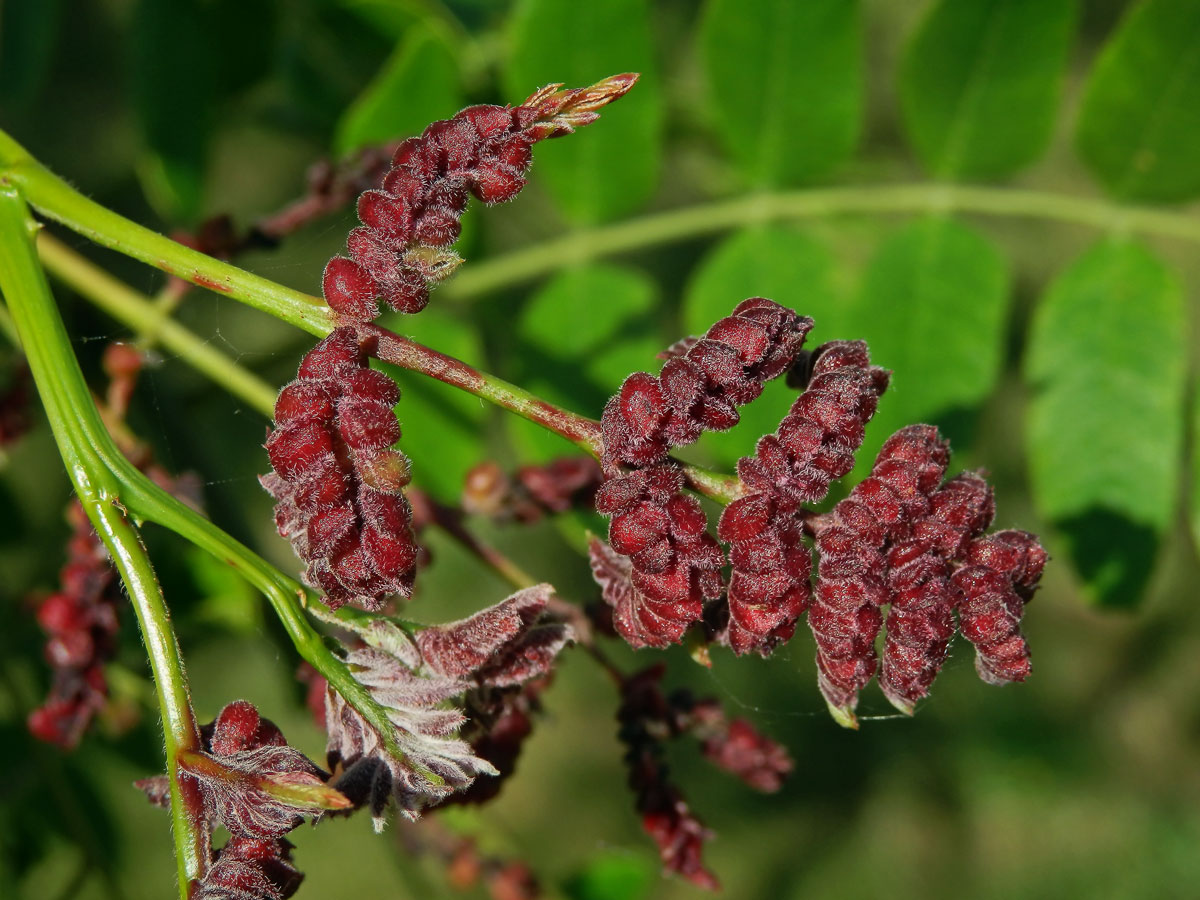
left=322, top=75, right=638, bottom=324
left=592, top=465, right=724, bottom=648
left=807, top=426, right=1048, bottom=723
left=617, top=665, right=718, bottom=890
left=615, top=664, right=791, bottom=889
left=592, top=299, right=814, bottom=650
left=27, top=501, right=120, bottom=748
left=461, top=456, right=602, bottom=523
left=600, top=299, right=814, bottom=469
left=194, top=837, right=303, bottom=900
left=139, top=701, right=335, bottom=900
left=808, top=426, right=950, bottom=721
left=716, top=341, right=890, bottom=656
left=262, top=327, right=418, bottom=611
left=951, top=521, right=1046, bottom=685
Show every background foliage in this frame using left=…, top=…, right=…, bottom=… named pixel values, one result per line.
left=2, top=0, right=1199, bottom=897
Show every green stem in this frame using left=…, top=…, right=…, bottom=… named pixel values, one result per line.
left=365, top=323, right=603, bottom=453
left=443, top=183, right=1200, bottom=299
left=111, top=461, right=425, bottom=777
left=36, top=233, right=278, bottom=417
left=0, top=184, right=206, bottom=898
left=2, top=148, right=330, bottom=334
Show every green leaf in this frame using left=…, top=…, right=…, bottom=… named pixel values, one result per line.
left=1076, top=0, right=1200, bottom=202
left=1025, top=240, right=1186, bottom=605
left=682, top=226, right=839, bottom=467
left=899, top=0, right=1077, bottom=179
left=505, top=0, right=663, bottom=223
left=0, top=0, right=63, bottom=110
left=509, top=263, right=660, bottom=462
left=381, top=307, right=488, bottom=502
left=851, top=217, right=1009, bottom=422
left=334, top=23, right=462, bottom=156
left=699, top=0, right=863, bottom=186
left=129, top=0, right=219, bottom=222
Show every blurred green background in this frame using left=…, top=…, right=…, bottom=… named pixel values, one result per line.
left=3, top=0, right=1200, bottom=897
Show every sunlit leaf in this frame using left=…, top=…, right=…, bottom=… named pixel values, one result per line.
left=1076, top=0, right=1200, bottom=202
left=334, top=23, right=462, bottom=156
left=699, top=0, right=863, bottom=186
left=899, top=0, right=1076, bottom=178
left=846, top=217, right=1009, bottom=465
left=1025, top=240, right=1186, bottom=605
left=505, top=0, right=663, bottom=223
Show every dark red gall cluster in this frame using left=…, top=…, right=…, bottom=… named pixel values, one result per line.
left=601, top=299, right=814, bottom=469
left=261, top=327, right=419, bottom=611
left=617, top=665, right=718, bottom=890
left=677, top=698, right=793, bottom=794
left=876, top=469, right=992, bottom=710
left=27, top=502, right=120, bottom=748
left=194, top=837, right=303, bottom=900
left=139, top=701, right=340, bottom=900
left=461, top=456, right=602, bottom=523
left=591, top=464, right=723, bottom=648
left=808, top=426, right=950, bottom=722
left=803, top=425, right=1048, bottom=723
left=186, top=700, right=344, bottom=840
left=323, top=75, right=638, bottom=324
left=953, top=527, right=1046, bottom=685
left=716, top=340, right=890, bottom=656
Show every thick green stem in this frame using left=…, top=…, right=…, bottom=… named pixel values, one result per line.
left=0, top=184, right=206, bottom=898
left=37, top=233, right=278, bottom=417
left=2, top=148, right=330, bottom=333
left=442, top=184, right=1200, bottom=299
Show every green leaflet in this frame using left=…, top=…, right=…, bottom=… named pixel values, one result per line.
left=1025, top=240, right=1186, bottom=606
left=1076, top=0, right=1200, bottom=202
left=682, top=226, right=839, bottom=468
left=505, top=0, right=663, bottom=224
left=899, top=0, right=1076, bottom=179
left=843, top=217, right=1009, bottom=476
left=699, top=0, right=863, bottom=186
left=509, top=263, right=660, bottom=463
left=334, top=23, right=463, bottom=156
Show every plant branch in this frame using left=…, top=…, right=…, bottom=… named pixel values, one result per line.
left=36, top=232, right=278, bottom=417
left=0, top=184, right=206, bottom=897
left=1, top=140, right=331, bottom=333
left=3, top=134, right=743, bottom=503
left=442, top=183, right=1200, bottom=300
